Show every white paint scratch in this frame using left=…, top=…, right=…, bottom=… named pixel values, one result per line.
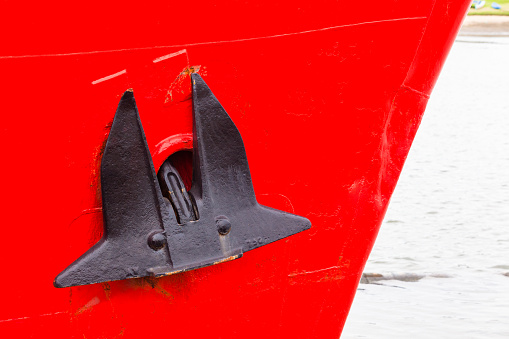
left=153, top=49, right=187, bottom=63
left=277, top=193, right=295, bottom=213
left=1, top=17, right=427, bottom=59
left=288, top=266, right=340, bottom=277
left=0, top=311, right=66, bottom=323
left=91, top=69, right=126, bottom=85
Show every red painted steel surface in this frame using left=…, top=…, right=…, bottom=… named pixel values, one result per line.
left=0, top=1, right=470, bottom=337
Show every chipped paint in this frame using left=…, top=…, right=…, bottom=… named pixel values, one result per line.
left=213, top=255, right=240, bottom=265
left=74, top=297, right=100, bottom=316
left=164, top=65, right=204, bottom=103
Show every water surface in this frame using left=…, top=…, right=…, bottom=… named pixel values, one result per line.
left=342, top=35, right=509, bottom=338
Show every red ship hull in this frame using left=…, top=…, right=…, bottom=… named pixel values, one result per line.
left=0, top=1, right=470, bottom=337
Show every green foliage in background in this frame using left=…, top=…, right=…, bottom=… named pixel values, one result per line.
left=469, top=0, right=509, bottom=15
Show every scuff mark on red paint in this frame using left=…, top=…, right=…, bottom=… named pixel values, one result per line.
left=164, top=66, right=206, bottom=104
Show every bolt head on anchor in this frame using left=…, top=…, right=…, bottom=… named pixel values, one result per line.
left=148, top=231, right=167, bottom=250
left=216, top=215, right=232, bottom=235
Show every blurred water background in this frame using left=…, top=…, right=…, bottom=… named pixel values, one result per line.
left=341, top=21, right=509, bottom=338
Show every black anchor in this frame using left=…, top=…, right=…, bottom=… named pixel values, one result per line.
left=54, top=74, right=310, bottom=288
